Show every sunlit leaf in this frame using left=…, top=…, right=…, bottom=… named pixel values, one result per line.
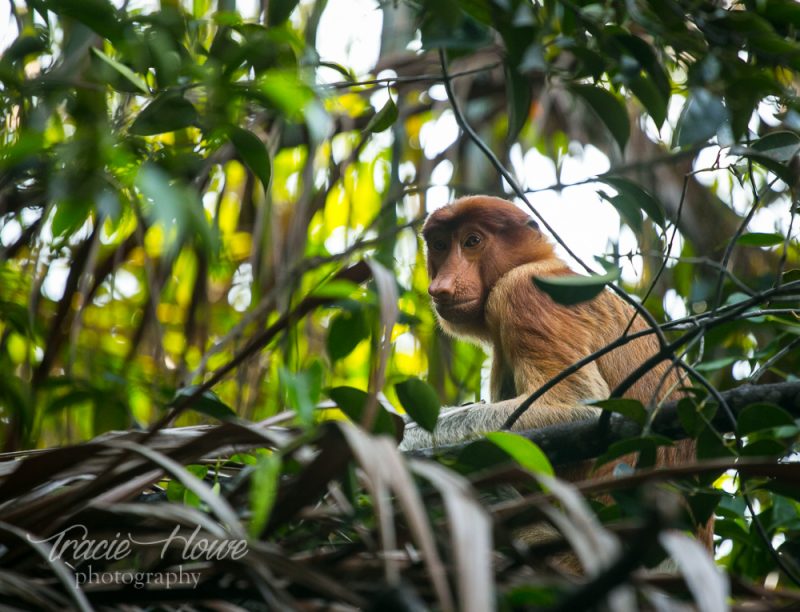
left=280, top=362, right=323, bottom=426
left=485, top=431, right=554, bottom=476
left=249, top=454, right=282, bottom=537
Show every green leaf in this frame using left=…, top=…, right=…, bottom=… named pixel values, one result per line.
left=730, top=132, right=800, bottom=183
left=328, top=386, right=396, bottom=436
left=674, top=89, right=727, bottom=147
left=696, top=425, right=736, bottom=460
left=268, top=0, right=300, bottom=25
left=533, top=266, right=620, bottom=305
left=599, top=177, right=665, bottom=228
left=364, top=97, right=398, bottom=134
left=750, top=131, right=800, bottom=161
left=598, top=190, right=642, bottom=233
left=506, top=64, right=531, bottom=140
left=229, top=127, right=271, bottom=190
left=394, top=377, right=440, bottom=433
left=485, top=432, right=554, bottom=476
left=736, top=232, right=785, bottom=247
left=130, top=92, right=198, bottom=135
left=44, top=0, right=123, bottom=43
left=280, top=362, right=323, bottom=426
left=172, top=387, right=237, bottom=421
left=326, top=309, right=369, bottom=363
left=90, top=47, right=148, bottom=94
left=249, top=453, right=281, bottom=537
left=627, top=72, right=667, bottom=129
left=695, top=356, right=738, bottom=372
left=590, top=398, right=648, bottom=427
left=737, top=402, right=796, bottom=436
left=569, top=84, right=630, bottom=151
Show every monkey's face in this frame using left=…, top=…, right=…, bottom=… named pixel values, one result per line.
left=424, top=225, right=490, bottom=325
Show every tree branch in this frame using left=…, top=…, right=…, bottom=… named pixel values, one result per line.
left=407, top=381, right=800, bottom=465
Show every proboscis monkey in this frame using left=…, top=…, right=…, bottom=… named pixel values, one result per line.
left=400, top=195, right=694, bottom=472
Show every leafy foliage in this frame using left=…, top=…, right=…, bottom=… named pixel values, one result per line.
left=0, top=0, right=799, bottom=608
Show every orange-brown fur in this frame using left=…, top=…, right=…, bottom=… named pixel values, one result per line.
left=400, top=195, right=710, bottom=549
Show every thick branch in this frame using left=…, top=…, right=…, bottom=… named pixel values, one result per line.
left=406, top=381, right=800, bottom=465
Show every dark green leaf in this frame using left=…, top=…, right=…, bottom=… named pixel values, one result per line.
left=737, top=402, right=796, bottom=436
left=457, top=439, right=514, bottom=470
left=3, top=32, right=48, bottom=64
left=590, top=398, right=648, bottom=427
left=130, top=93, right=198, bottom=135
left=364, top=97, right=398, bottom=134
left=674, top=89, right=727, bottom=147
left=730, top=132, right=800, bottom=182
left=394, top=377, right=440, bottom=433
left=598, top=190, right=642, bottom=233
left=533, top=266, right=620, bottom=305
left=326, top=309, right=369, bottom=363
left=600, top=177, right=666, bottom=228
left=268, top=0, right=300, bottom=25
left=173, top=387, right=237, bottom=421
left=750, top=131, right=800, bottom=161
left=485, top=432, right=554, bottom=475
left=736, top=232, right=785, bottom=247
left=506, top=64, right=531, bottom=140
left=229, top=127, right=272, bottom=189
left=51, top=200, right=92, bottom=237
left=741, top=439, right=788, bottom=457
left=696, top=425, right=736, bottom=460
left=328, top=386, right=397, bottom=436
left=627, top=72, right=667, bottom=128
left=44, top=0, right=123, bottom=42
left=569, top=84, right=630, bottom=151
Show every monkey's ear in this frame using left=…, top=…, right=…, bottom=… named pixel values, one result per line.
left=526, top=219, right=539, bottom=230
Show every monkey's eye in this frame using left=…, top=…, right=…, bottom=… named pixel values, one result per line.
left=431, top=239, right=448, bottom=252
left=463, top=234, right=481, bottom=248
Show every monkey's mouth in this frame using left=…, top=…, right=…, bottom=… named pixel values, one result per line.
left=432, top=298, right=482, bottom=321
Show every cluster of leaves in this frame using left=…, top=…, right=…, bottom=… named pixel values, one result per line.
left=0, top=0, right=799, bottom=608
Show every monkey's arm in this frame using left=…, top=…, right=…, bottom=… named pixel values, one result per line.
left=399, top=371, right=606, bottom=450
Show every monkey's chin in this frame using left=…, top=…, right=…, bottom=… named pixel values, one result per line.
left=433, top=299, right=482, bottom=324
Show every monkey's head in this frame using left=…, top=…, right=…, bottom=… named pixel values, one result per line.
left=421, top=196, right=554, bottom=335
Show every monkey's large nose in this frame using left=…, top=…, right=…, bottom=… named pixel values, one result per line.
left=428, top=275, right=455, bottom=301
